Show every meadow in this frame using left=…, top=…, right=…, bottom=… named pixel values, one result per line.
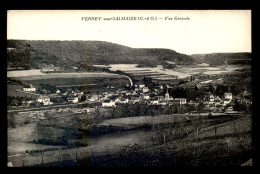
left=7, top=71, right=130, bottom=92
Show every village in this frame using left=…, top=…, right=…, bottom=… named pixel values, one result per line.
left=8, top=74, right=252, bottom=117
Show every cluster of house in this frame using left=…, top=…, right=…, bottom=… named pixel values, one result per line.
left=202, top=92, right=233, bottom=112
left=22, top=83, right=188, bottom=107
left=22, top=82, right=252, bottom=114
left=94, top=85, right=188, bottom=107
left=22, top=84, right=85, bottom=106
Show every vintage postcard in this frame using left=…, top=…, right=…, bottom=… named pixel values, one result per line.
left=7, top=10, right=252, bottom=167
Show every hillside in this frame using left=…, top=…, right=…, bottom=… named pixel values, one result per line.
left=7, top=40, right=195, bottom=70
left=191, top=53, right=251, bottom=66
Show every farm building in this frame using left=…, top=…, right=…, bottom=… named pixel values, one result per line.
left=23, top=85, right=36, bottom=92
left=41, top=66, right=63, bottom=73
left=37, top=96, right=52, bottom=105
left=102, top=100, right=116, bottom=107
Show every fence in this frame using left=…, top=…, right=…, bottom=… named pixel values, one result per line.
left=8, top=143, right=131, bottom=167
left=8, top=118, right=250, bottom=167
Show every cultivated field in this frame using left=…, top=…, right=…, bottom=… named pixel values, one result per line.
left=7, top=70, right=46, bottom=77
left=105, top=64, right=246, bottom=81
left=8, top=72, right=121, bottom=80
left=7, top=71, right=130, bottom=94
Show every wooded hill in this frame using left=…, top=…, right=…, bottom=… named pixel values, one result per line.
left=191, top=53, right=251, bottom=66
left=7, top=40, right=195, bottom=70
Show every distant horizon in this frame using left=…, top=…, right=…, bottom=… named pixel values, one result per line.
left=7, top=38, right=252, bottom=56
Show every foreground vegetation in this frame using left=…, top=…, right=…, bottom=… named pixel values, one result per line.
left=28, top=114, right=251, bottom=167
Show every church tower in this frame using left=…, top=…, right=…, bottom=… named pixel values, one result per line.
left=165, top=88, right=170, bottom=101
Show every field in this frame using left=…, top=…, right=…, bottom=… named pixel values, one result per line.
left=7, top=70, right=46, bottom=77
left=103, top=64, right=247, bottom=81
left=7, top=70, right=130, bottom=96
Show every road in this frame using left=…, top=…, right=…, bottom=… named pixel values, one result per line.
left=122, top=75, right=133, bottom=86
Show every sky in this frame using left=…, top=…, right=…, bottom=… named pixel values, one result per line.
left=7, top=10, right=251, bottom=55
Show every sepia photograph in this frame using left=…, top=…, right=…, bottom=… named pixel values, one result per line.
left=7, top=10, right=252, bottom=167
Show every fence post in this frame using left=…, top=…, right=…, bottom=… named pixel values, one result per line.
left=233, top=121, right=236, bottom=134
left=196, top=128, right=199, bottom=139
left=41, top=152, right=44, bottom=164
left=215, top=126, right=217, bottom=137
left=59, top=152, right=61, bottom=165
left=181, top=122, right=183, bottom=138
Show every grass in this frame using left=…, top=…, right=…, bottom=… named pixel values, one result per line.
left=8, top=113, right=251, bottom=167
left=76, top=115, right=251, bottom=166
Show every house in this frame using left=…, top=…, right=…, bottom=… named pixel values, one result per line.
left=115, top=97, right=129, bottom=104
left=169, top=100, right=181, bottom=106
left=139, top=84, right=145, bottom=88
left=89, top=95, right=99, bottom=101
left=41, top=66, right=63, bottom=73
left=102, top=100, right=116, bottom=107
left=223, top=93, right=232, bottom=106
left=209, top=94, right=214, bottom=102
left=223, top=99, right=231, bottom=106
left=169, top=98, right=186, bottom=105
left=37, top=96, right=52, bottom=105
left=68, top=96, right=79, bottom=103
left=142, top=95, right=150, bottom=100
left=75, top=90, right=84, bottom=95
left=188, top=100, right=199, bottom=106
left=129, top=96, right=140, bottom=104
left=23, top=84, right=36, bottom=92
left=200, top=80, right=212, bottom=84
left=142, top=87, right=149, bottom=93
left=150, top=96, right=164, bottom=105
left=226, top=106, right=233, bottom=112
left=41, top=67, right=55, bottom=73
left=56, top=90, right=61, bottom=94
left=224, top=93, right=232, bottom=100
left=204, top=93, right=214, bottom=102
left=214, top=96, right=222, bottom=102
left=155, top=96, right=165, bottom=101
left=174, top=98, right=187, bottom=105
left=159, top=100, right=168, bottom=106
left=150, top=100, right=159, bottom=105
